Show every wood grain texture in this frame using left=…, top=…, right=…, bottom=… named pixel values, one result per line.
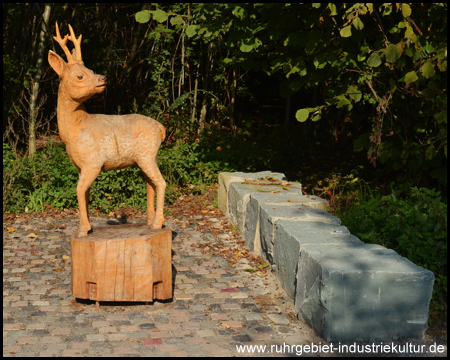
left=70, top=224, right=172, bottom=302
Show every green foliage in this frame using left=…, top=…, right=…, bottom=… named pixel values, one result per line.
left=157, top=141, right=235, bottom=186
left=338, top=186, right=447, bottom=308
left=4, top=4, right=446, bottom=198
left=3, top=141, right=78, bottom=213
left=169, top=3, right=446, bottom=187
left=89, top=167, right=147, bottom=212
left=134, top=4, right=192, bottom=122
left=3, top=140, right=235, bottom=214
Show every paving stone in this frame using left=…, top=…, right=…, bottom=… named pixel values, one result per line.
left=4, top=212, right=442, bottom=358
left=266, top=313, right=291, bottom=325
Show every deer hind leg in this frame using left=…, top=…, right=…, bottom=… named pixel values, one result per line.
left=139, top=161, right=166, bottom=229
left=145, top=176, right=155, bottom=224
left=77, top=168, right=101, bottom=237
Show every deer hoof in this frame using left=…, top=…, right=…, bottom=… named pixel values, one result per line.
left=149, top=215, right=164, bottom=229
left=78, top=224, right=91, bottom=237
left=151, top=219, right=164, bottom=229
left=78, top=230, right=89, bottom=237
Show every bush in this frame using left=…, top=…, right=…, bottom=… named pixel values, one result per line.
left=3, top=142, right=78, bottom=213
left=339, top=186, right=447, bottom=311
left=157, top=141, right=235, bottom=186
left=3, top=140, right=235, bottom=214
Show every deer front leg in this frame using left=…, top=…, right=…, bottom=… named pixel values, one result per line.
left=77, top=168, right=101, bottom=237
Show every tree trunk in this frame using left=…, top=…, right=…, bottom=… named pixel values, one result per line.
left=178, top=31, right=185, bottom=99
left=198, top=44, right=212, bottom=136
left=229, top=68, right=237, bottom=137
left=198, top=103, right=207, bottom=135
left=28, top=3, right=51, bottom=157
left=191, top=62, right=200, bottom=128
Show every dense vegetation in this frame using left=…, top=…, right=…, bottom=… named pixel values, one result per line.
left=3, top=4, right=446, bottom=316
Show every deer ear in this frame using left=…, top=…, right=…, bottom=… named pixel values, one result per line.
left=48, top=50, right=67, bottom=78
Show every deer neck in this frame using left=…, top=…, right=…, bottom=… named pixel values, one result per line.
left=56, top=89, right=89, bottom=145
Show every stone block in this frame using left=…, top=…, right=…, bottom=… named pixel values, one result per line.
left=228, top=183, right=253, bottom=233
left=272, top=220, right=362, bottom=298
left=246, top=186, right=327, bottom=211
left=296, top=243, right=435, bottom=341
left=218, top=171, right=435, bottom=342
left=243, top=192, right=260, bottom=253
left=257, top=204, right=341, bottom=264
left=217, top=171, right=287, bottom=216
left=243, top=194, right=331, bottom=259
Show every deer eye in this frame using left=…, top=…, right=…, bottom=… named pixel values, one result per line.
left=77, top=75, right=84, bottom=80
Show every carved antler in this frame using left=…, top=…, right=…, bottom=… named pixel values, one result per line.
left=67, top=24, right=83, bottom=63
left=53, top=22, right=83, bottom=64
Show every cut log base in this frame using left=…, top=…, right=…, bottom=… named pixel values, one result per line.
left=70, top=224, right=172, bottom=303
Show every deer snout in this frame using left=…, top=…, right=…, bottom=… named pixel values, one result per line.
left=97, top=75, right=107, bottom=84
left=95, top=75, right=107, bottom=90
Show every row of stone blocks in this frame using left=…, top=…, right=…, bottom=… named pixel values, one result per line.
left=218, top=171, right=435, bottom=342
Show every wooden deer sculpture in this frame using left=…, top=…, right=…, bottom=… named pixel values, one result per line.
left=48, top=22, right=166, bottom=237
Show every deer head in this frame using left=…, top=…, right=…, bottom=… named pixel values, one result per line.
left=48, top=22, right=107, bottom=103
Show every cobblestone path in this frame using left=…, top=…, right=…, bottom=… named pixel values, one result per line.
left=4, top=211, right=325, bottom=357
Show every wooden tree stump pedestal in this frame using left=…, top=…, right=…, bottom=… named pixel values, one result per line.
left=70, top=224, right=172, bottom=305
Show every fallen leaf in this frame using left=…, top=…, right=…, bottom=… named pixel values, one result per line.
left=26, top=233, right=38, bottom=238
left=44, top=202, right=53, bottom=210
left=244, top=268, right=256, bottom=272
left=62, top=255, right=70, bottom=260
left=7, top=227, right=16, bottom=232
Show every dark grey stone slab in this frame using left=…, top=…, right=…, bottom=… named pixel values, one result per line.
left=258, top=204, right=341, bottom=264
left=219, top=171, right=435, bottom=342
left=296, top=243, right=435, bottom=341
left=272, top=220, right=362, bottom=298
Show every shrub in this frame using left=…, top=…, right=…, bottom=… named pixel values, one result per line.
left=3, top=140, right=235, bottom=214
left=339, top=186, right=447, bottom=311
left=157, top=141, right=235, bottom=186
